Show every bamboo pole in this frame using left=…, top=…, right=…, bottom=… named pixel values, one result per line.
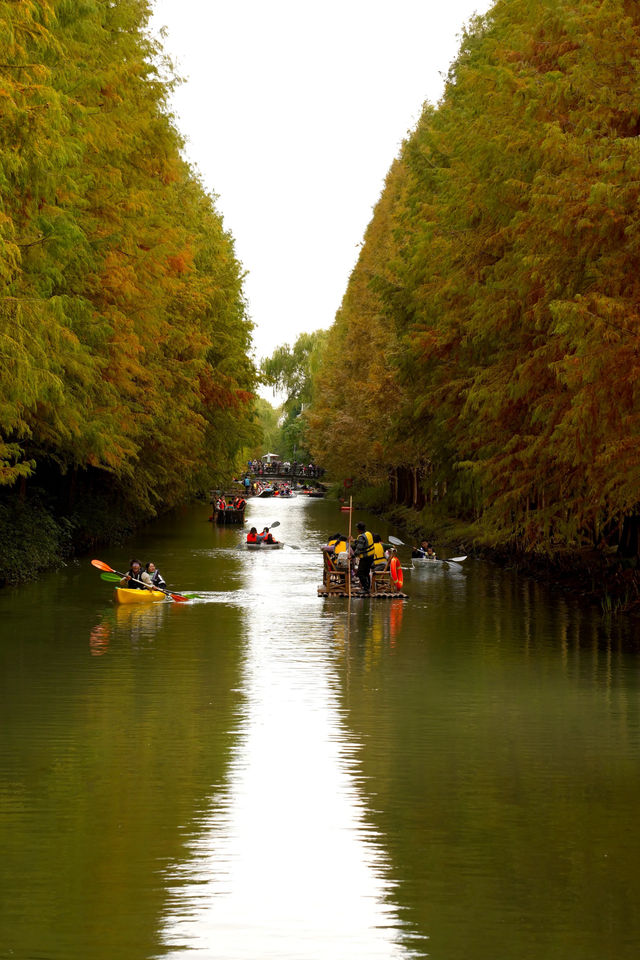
left=347, top=494, right=353, bottom=602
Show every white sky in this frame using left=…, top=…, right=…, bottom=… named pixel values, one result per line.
left=149, top=0, right=493, bottom=369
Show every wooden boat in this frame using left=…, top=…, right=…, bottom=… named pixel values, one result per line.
left=213, top=506, right=245, bottom=525
left=114, top=587, right=166, bottom=604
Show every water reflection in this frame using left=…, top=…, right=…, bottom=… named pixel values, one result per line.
left=88, top=600, right=172, bottom=654
left=159, top=499, right=414, bottom=959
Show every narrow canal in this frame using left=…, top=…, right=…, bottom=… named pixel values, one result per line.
left=1, top=496, right=639, bottom=960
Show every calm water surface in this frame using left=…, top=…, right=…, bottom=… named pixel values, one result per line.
left=1, top=496, right=639, bottom=960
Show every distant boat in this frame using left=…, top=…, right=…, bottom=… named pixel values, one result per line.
left=246, top=541, right=284, bottom=550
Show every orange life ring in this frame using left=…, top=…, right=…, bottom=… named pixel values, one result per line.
left=390, top=556, right=403, bottom=590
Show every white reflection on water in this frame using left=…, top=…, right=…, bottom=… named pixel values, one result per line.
left=159, top=499, right=413, bottom=959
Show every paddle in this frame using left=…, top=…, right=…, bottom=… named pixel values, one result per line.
left=91, top=559, right=190, bottom=602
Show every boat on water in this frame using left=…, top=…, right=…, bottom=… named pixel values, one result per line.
left=246, top=541, right=284, bottom=550
left=213, top=505, right=245, bottom=524
left=257, top=487, right=275, bottom=498
left=318, top=552, right=408, bottom=599
left=114, top=587, right=167, bottom=604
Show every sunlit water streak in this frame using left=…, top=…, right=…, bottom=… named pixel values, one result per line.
left=159, top=498, right=414, bottom=959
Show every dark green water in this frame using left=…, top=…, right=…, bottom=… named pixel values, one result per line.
left=1, top=497, right=639, bottom=960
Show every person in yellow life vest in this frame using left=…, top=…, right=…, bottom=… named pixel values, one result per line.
left=372, top=534, right=387, bottom=570
left=353, top=521, right=375, bottom=592
left=332, top=533, right=352, bottom=568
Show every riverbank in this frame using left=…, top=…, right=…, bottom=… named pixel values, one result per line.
left=338, top=483, right=640, bottom=616
left=0, top=491, right=158, bottom=587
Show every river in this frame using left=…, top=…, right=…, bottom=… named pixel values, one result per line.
left=1, top=496, right=639, bottom=960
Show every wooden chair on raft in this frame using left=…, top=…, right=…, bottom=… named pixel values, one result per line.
left=371, top=559, right=394, bottom=594
left=323, top=551, right=349, bottom=595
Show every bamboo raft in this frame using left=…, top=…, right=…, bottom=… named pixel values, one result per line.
left=319, top=552, right=408, bottom=599
left=317, top=586, right=408, bottom=599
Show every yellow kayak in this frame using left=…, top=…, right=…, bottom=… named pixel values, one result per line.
left=114, top=587, right=166, bottom=604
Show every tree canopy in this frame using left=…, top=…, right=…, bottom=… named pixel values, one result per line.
left=306, top=0, right=640, bottom=551
left=0, top=0, right=257, bottom=514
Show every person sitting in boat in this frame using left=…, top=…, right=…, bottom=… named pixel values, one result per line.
left=234, top=496, right=246, bottom=511
left=261, top=526, right=279, bottom=544
left=217, top=496, right=226, bottom=511
left=412, top=540, right=436, bottom=559
left=247, top=527, right=259, bottom=544
left=333, top=534, right=353, bottom=569
left=372, top=534, right=388, bottom=570
left=323, top=533, right=342, bottom=552
left=120, top=559, right=152, bottom=590
left=144, top=561, right=166, bottom=590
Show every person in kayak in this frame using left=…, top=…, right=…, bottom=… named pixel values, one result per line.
left=144, top=561, right=166, bottom=590
left=247, top=527, right=259, bottom=544
left=120, top=559, right=151, bottom=590
left=261, top=526, right=279, bottom=544
left=412, top=540, right=436, bottom=559
left=352, top=521, right=375, bottom=592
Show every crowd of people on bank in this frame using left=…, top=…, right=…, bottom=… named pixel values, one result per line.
left=246, top=459, right=324, bottom=478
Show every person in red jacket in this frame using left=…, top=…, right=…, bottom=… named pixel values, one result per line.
left=246, top=527, right=258, bottom=543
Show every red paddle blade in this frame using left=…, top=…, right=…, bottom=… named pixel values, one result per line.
left=91, top=559, right=115, bottom=573
left=171, top=593, right=190, bottom=602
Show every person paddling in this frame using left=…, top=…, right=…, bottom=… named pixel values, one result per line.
left=412, top=540, right=436, bottom=559
left=247, top=527, right=259, bottom=543
left=120, top=559, right=152, bottom=590
left=261, top=526, right=279, bottom=544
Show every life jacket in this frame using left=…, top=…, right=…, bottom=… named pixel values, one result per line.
left=247, top=531, right=258, bottom=543
left=235, top=498, right=246, bottom=510
left=126, top=569, right=146, bottom=589
left=264, top=533, right=275, bottom=544
left=373, top=542, right=385, bottom=561
left=333, top=539, right=347, bottom=554
left=359, top=530, right=375, bottom=558
left=218, top=498, right=226, bottom=510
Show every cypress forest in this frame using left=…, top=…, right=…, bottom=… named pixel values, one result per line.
left=301, top=0, right=640, bottom=581
left=3, top=0, right=640, bottom=593
left=0, top=0, right=257, bottom=581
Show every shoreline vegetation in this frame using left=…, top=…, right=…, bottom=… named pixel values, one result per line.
left=0, top=0, right=257, bottom=584
left=5, top=1, right=640, bottom=618
left=345, top=482, right=640, bottom=617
